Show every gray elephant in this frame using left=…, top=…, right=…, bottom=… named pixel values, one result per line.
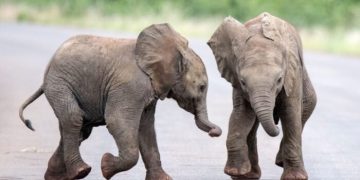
left=207, top=13, right=316, bottom=180
left=19, top=23, right=222, bottom=180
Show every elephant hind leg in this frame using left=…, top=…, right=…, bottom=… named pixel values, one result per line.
left=44, top=138, right=67, bottom=180
left=45, top=88, right=91, bottom=179
left=45, top=127, right=93, bottom=180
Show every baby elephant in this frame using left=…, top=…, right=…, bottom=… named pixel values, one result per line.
left=208, top=13, right=316, bottom=180
left=19, top=23, right=221, bottom=180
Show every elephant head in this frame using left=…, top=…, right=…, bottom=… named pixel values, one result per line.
left=208, top=13, right=302, bottom=137
left=135, top=23, right=221, bottom=137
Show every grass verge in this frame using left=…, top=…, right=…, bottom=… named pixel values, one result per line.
left=0, top=2, right=359, bottom=56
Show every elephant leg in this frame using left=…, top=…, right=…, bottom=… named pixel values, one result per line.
left=225, top=91, right=256, bottom=178
left=101, top=101, right=143, bottom=179
left=45, top=125, right=93, bottom=180
left=279, top=98, right=308, bottom=180
left=45, top=89, right=91, bottom=180
left=139, top=102, right=172, bottom=180
left=276, top=76, right=316, bottom=168
left=243, top=121, right=261, bottom=179
left=61, top=107, right=91, bottom=179
left=226, top=107, right=256, bottom=179
left=276, top=110, right=313, bottom=168
left=44, top=137, right=67, bottom=180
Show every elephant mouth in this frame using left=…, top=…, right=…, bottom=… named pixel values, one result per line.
left=168, top=90, right=196, bottom=114
left=169, top=91, right=221, bottom=137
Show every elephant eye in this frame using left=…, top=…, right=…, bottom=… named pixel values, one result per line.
left=277, top=76, right=283, bottom=84
left=240, top=79, right=246, bottom=87
left=199, top=84, right=206, bottom=92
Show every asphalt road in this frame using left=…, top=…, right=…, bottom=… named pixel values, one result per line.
left=0, top=22, right=359, bottom=180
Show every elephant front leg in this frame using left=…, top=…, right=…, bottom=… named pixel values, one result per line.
left=231, top=121, right=261, bottom=180
left=280, top=98, right=308, bottom=180
left=101, top=103, right=143, bottom=179
left=139, top=102, right=172, bottom=180
left=244, top=121, right=261, bottom=179
left=225, top=103, right=257, bottom=179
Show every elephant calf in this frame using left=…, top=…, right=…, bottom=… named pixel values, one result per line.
left=208, top=12, right=317, bottom=180
left=19, top=23, right=221, bottom=180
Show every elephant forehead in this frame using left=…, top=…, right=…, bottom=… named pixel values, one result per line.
left=192, top=60, right=206, bottom=75
left=185, top=64, right=207, bottom=84
left=186, top=50, right=207, bottom=78
left=242, top=49, right=283, bottom=68
left=243, top=41, right=283, bottom=66
left=245, top=34, right=283, bottom=51
left=240, top=63, right=282, bottom=75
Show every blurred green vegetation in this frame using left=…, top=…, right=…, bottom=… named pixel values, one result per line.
left=0, top=0, right=359, bottom=55
left=181, top=0, right=360, bottom=29
left=2, top=0, right=359, bottom=28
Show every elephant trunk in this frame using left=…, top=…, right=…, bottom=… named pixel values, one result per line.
left=195, top=98, right=222, bottom=137
left=251, top=91, right=280, bottom=137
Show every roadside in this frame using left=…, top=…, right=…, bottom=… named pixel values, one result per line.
left=1, top=2, right=359, bottom=57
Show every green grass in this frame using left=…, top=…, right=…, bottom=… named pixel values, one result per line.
left=0, top=1, right=359, bottom=56
left=301, top=28, right=360, bottom=56
left=0, top=2, right=222, bottom=37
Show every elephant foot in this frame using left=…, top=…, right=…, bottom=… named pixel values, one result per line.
left=45, top=161, right=91, bottom=180
left=230, top=165, right=261, bottom=180
left=45, top=154, right=67, bottom=180
left=101, top=153, right=118, bottom=179
left=146, top=168, right=172, bottom=180
left=281, top=167, right=308, bottom=180
left=66, top=162, right=91, bottom=180
left=224, top=160, right=252, bottom=177
left=44, top=170, right=67, bottom=180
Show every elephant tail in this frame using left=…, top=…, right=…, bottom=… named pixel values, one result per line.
left=19, top=87, right=44, bottom=131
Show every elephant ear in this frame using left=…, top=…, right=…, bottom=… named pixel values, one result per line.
left=207, top=16, right=249, bottom=88
left=260, top=12, right=302, bottom=96
left=135, top=23, right=188, bottom=99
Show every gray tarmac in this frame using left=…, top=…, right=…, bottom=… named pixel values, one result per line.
left=0, top=22, right=360, bottom=179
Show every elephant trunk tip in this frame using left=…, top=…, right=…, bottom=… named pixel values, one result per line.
left=208, top=125, right=222, bottom=137
left=264, top=126, right=280, bottom=137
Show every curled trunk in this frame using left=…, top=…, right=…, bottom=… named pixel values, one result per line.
left=251, top=91, right=279, bottom=137
left=195, top=98, right=222, bottom=137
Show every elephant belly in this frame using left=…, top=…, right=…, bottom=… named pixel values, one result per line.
left=75, top=90, right=107, bottom=124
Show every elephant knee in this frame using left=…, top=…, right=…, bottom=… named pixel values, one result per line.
left=121, top=148, right=139, bottom=170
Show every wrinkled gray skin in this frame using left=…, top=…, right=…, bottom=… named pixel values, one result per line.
left=19, top=24, right=221, bottom=180
left=208, top=13, right=317, bottom=180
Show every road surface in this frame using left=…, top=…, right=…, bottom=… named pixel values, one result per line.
left=0, top=22, right=359, bottom=179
